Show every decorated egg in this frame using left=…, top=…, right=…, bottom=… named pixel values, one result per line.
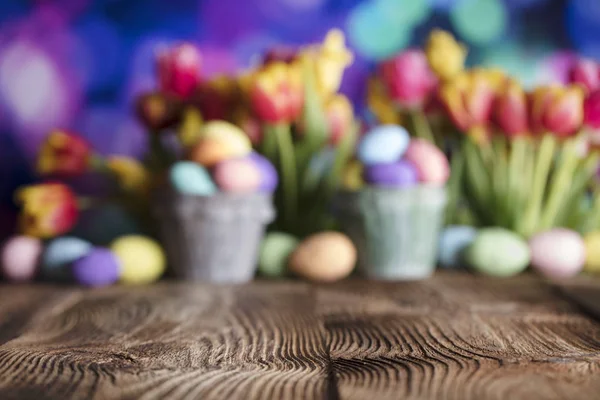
left=402, top=139, right=449, bottom=185
left=41, top=236, right=92, bottom=281
left=71, top=204, right=141, bottom=246
left=584, top=231, right=600, bottom=273
left=212, top=157, right=261, bottom=193
left=258, top=232, right=299, bottom=278
left=248, top=153, right=278, bottom=192
left=289, top=232, right=356, bottom=282
left=72, top=248, right=120, bottom=287
left=111, top=236, right=166, bottom=285
left=465, top=228, right=530, bottom=277
left=529, top=229, right=585, bottom=279
left=357, top=125, right=410, bottom=165
left=189, top=121, right=251, bottom=167
left=342, top=160, right=364, bottom=190
left=170, top=161, right=217, bottom=196
left=363, top=160, right=418, bottom=187
left=1, top=236, right=42, bottom=282
left=438, top=225, right=477, bottom=268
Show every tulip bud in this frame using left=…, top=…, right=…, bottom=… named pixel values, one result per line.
left=37, top=130, right=92, bottom=177
left=16, top=183, right=79, bottom=238
left=311, top=29, right=354, bottom=99
left=249, top=62, right=304, bottom=124
left=426, top=29, right=467, bottom=81
left=568, top=58, right=600, bottom=94
left=325, top=94, right=354, bottom=145
left=157, top=43, right=202, bottom=99
left=106, top=156, right=150, bottom=194
left=494, top=80, right=529, bottom=138
left=530, top=85, right=584, bottom=138
left=379, top=50, right=437, bottom=109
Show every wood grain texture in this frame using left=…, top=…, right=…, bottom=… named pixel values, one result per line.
left=0, top=272, right=599, bottom=400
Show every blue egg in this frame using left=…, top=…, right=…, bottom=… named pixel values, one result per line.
left=357, top=125, right=410, bottom=165
left=438, top=225, right=478, bottom=268
left=170, top=161, right=217, bottom=196
left=42, top=237, right=93, bottom=282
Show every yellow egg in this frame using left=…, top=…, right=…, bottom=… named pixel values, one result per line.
left=189, top=121, right=252, bottom=167
left=201, top=121, right=251, bottom=152
left=111, top=236, right=166, bottom=285
left=584, top=232, right=600, bottom=273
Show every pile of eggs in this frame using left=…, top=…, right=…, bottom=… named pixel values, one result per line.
left=438, top=225, right=600, bottom=279
left=1, top=234, right=166, bottom=287
left=344, top=125, right=449, bottom=190
left=171, top=121, right=277, bottom=195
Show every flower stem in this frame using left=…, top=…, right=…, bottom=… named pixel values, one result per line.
left=410, top=109, right=435, bottom=145
left=273, top=123, right=298, bottom=230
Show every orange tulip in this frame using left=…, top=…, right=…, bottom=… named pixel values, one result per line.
left=494, top=80, right=529, bottom=138
left=249, top=62, right=304, bottom=124
left=529, top=85, right=584, bottom=138
left=16, top=183, right=79, bottom=238
left=37, top=130, right=92, bottom=177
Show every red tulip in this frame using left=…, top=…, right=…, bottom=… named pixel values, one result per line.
left=157, top=43, right=202, bottom=99
left=37, top=130, right=92, bottom=177
left=16, top=183, right=79, bottom=238
left=529, top=85, right=584, bottom=138
left=249, top=62, right=304, bottom=124
left=568, top=58, right=600, bottom=94
left=379, top=50, right=437, bottom=109
left=584, top=89, right=600, bottom=129
left=494, top=80, right=529, bottom=138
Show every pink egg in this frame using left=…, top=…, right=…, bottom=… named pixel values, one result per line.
left=212, top=158, right=261, bottom=193
left=529, top=229, right=585, bottom=279
left=1, top=236, right=42, bottom=282
left=402, top=139, right=449, bottom=185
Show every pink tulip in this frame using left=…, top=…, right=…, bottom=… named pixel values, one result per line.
left=584, top=89, right=600, bottom=129
left=379, top=50, right=437, bottom=109
left=494, top=80, right=529, bottom=138
left=157, top=43, right=202, bottom=99
left=569, top=58, right=600, bottom=94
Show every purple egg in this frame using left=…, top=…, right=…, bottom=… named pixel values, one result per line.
left=363, top=160, right=418, bottom=188
left=249, top=153, right=278, bottom=192
left=72, top=248, right=120, bottom=287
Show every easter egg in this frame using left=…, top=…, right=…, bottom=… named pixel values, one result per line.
left=72, top=248, right=120, bottom=287
left=111, top=236, right=166, bottom=285
left=258, top=232, right=299, bottom=278
left=357, top=125, right=410, bottom=165
left=189, top=121, right=251, bottom=167
left=1, top=236, right=42, bottom=282
left=170, top=161, right=217, bottom=196
left=212, top=157, right=261, bottom=193
left=584, top=231, right=600, bottom=273
left=438, top=225, right=478, bottom=268
left=41, top=236, right=92, bottom=281
left=363, top=160, right=418, bottom=187
left=402, top=139, right=450, bottom=185
left=248, top=153, right=278, bottom=192
left=342, top=160, right=364, bottom=190
left=465, top=228, right=530, bottom=277
left=289, top=232, right=356, bottom=282
left=529, top=229, right=585, bottom=279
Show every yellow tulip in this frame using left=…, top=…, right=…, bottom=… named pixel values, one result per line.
left=426, top=29, right=468, bottom=81
left=106, top=156, right=150, bottom=194
left=367, top=76, right=401, bottom=125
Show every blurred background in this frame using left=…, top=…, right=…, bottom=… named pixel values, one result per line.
left=0, top=0, right=597, bottom=238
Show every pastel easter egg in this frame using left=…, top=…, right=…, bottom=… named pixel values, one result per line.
left=289, top=232, right=356, bottom=282
left=357, top=125, right=410, bottom=165
left=111, top=236, right=166, bottom=285
left=402, top=139, right=450, bottom=185
left=584, top=231, right=600, bottom=273
left=170, top=161, right=217, bottom=196
left=72, top=248, right=120, bottom=287
left=248, top=153, right=278, bottom=192
left=189, top=121, right=252, bottom=167
left=465, top=228, right=530, bottom=277
left=438, top=225, right=478, bottom=268
left=363, top=160, right=418, bottom=187
left=529, top=229, right=585, bottom=279
left=342, top=160, right=364, bottom=190
left=41, top=236, right=92, bottom=281
left=258, top=232, right=299, bottom=278
left=1, top=236, right=42, bottom=282
left=212, top=157, right=261, bottom=193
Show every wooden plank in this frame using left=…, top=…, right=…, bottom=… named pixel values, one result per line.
left=0, top=282, right=331, bottom=400
left=317, top=274, right=600, bottom=400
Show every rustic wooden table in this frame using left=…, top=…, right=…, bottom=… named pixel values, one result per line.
left=0, top=272, right=599, bottom=400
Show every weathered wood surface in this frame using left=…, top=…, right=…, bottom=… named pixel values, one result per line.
left=0, top=272, right=600, bottom=400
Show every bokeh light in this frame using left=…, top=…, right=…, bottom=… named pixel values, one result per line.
left=375, top=0, right=432, bottom=26
left=450, top=0, right=507, bottom=45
